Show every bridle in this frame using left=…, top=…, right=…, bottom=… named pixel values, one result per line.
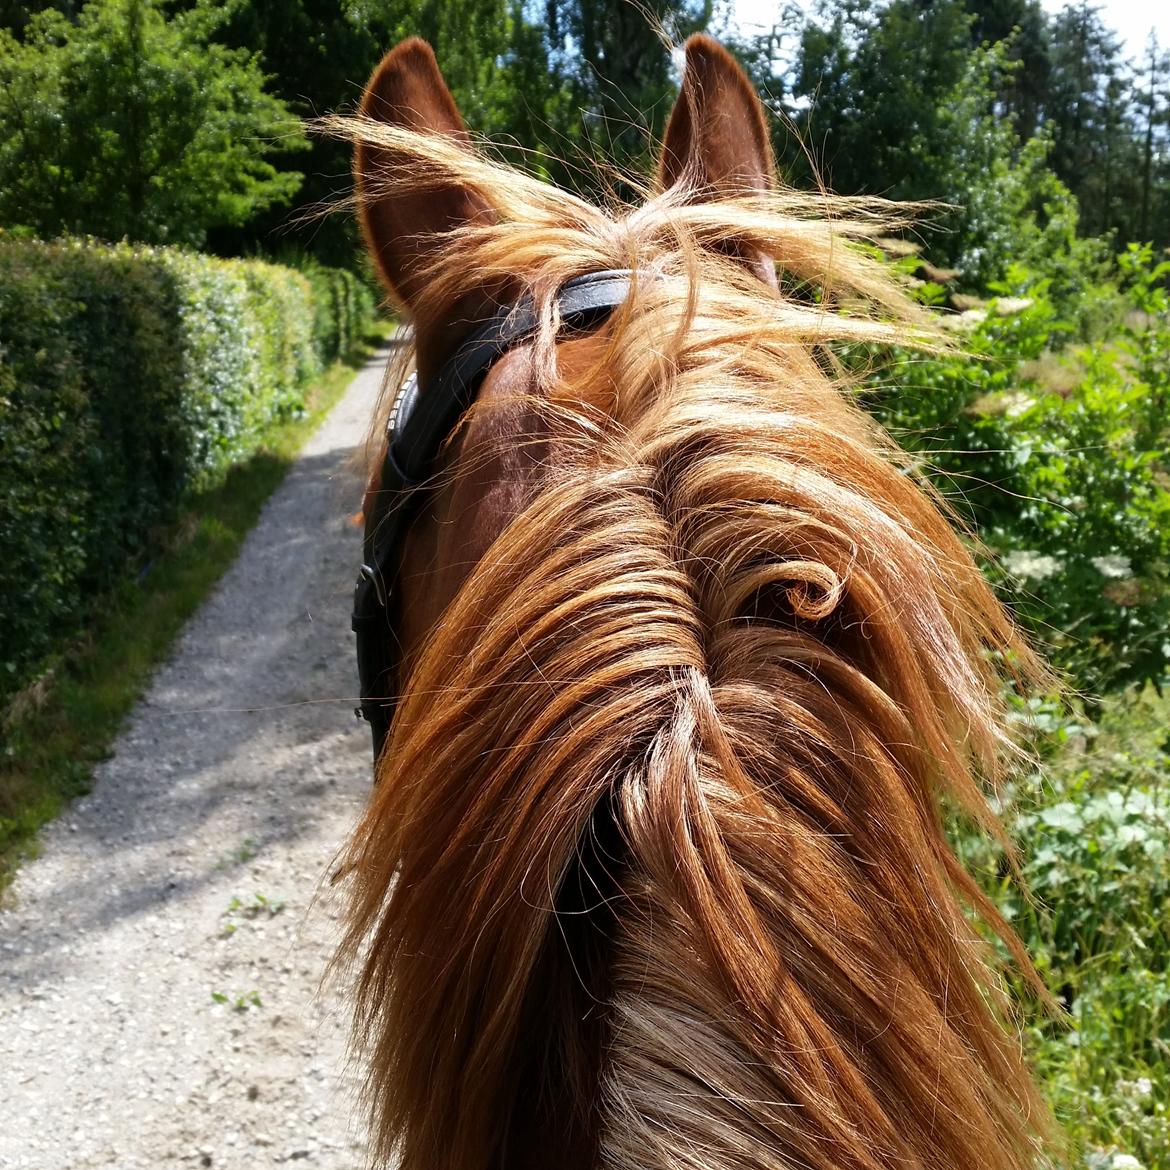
left=352, top=269, right=639, bottom=762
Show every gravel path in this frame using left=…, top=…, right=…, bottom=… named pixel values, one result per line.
left=0, top=347, right=394, bottom=1170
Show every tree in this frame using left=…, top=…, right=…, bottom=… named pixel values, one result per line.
left=212, top=0, right=720, bottom=252
left=206, top=0, right=410, bottom=262
left=0, top=0, right=76, bottom=38
left=1042, top=2, right=1136, bottom=239
left=966, top=0, right=1049, bottom=139
left=1133, top=32, right=1170, bottom=244
left=209, top=0, right=575, bottom=261
left=564, top=0, right=713, bottom=171
left=788, top=0, right=975, bottom=202
left=0, top=0, right=305, bottom=247
left=938, top=43, right=1104, bottom=298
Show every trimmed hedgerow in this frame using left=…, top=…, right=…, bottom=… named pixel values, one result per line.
left=296, top=260, right=377, bottom=366
left=0, top=237, right=374, bottom=705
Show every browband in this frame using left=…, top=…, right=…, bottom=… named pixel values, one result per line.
left=353, top=269, right=639, bottom=761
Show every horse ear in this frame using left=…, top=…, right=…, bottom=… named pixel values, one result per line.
left=659, top=35, right=777, bottom=286
left=355, top=38, right=493, bottom=308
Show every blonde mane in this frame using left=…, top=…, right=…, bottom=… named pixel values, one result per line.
left=335, top=117, right=943, bottom=473
left=334, top=114, right=1056, bottom=1170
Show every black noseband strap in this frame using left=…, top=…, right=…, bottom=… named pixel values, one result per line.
left=353, top=269, right=640, bottom=762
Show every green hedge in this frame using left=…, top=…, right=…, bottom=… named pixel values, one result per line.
left=0, top=237, right=375, bottom=705
left=296, top=261, right=376, bottom=366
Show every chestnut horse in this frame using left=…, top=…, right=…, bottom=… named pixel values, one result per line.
left=338, top=34, right=1054, bottom=1170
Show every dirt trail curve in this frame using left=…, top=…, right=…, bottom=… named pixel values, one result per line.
left=0, top=346, right=397, bottom=1170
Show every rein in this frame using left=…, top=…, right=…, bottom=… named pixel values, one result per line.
left=352, top=268, right=639, bottom=761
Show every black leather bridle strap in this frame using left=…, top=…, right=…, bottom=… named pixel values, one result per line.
left=387, top=269, right=639, bottom=486
left=353, top=269, right=640, bottom=761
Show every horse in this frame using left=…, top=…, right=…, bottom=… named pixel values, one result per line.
left=335, top=34, right=1055, bottom=1170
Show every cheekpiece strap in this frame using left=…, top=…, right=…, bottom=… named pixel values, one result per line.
left=353, top=268, right=643, bottom=761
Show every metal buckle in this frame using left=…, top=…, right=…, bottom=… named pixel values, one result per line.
left=359, top=562, right=387, bottom=609
left=386, top=371, right=417, bottom=442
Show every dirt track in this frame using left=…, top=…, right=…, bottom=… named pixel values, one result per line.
left=0, top=347, right=394, bottom=1169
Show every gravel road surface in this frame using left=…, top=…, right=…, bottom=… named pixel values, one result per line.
left=0, top=347, right=394, bottom=1170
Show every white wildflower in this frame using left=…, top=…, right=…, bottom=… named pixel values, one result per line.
left=1004, top=392, right=1034, bottom=419
left=1002, top=550, right=1062, bottom=582
left=1116, top=1076, right=1154, bottom=1101
left=944, top=308, right=987, bottom=332
left=993, top=296, right=1033, bottom=315
left=1110, top=1155, right=1145, bottom=1170
left=1091, top=554, right=1133, bottom=579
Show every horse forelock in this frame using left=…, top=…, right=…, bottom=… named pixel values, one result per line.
left=338, top=120, right=1057, bottom=1170
left=342, top=114, right=939, bottom=482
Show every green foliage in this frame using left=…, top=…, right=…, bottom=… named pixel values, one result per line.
left=0, top=236, right=373, bottom=708
left=764, top=0, right=1170, bottom=262
left=214, top=0, right=716, bottom=238
left=966, top=0, right=1049, bottom=139
left=937, top=45, right=1108, bottom=300
left=787, top=0, right=975, bottom=202
left=207, top=0, right=609, bottom=255
left=0, top=325, right=391, bottom=884
left=208, top=0, right=500, bottom=262
left=211, top=988, right=263, bottom=1011
left=220, top=891, right=287, bottom=935
left=0, top=0, right=305, bottom=247
left=864, top=251, right=1170, bottom=696
left=956, top=691, right=1170, bottom=1168
left=1044, top=3, right=1145, bottom=244
left=292, top=260, right=378, bottom=366
left=557, top=0, right=713, bottom=174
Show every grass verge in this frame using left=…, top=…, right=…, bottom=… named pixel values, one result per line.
left=0, top=321, right=394, bottom=890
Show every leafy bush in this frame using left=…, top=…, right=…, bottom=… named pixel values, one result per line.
left=0, top=237, right=373, bottom=707
left=863, top=252, right=1170, bottom=694
left=294, top=261, right=378, bottom=366
left=872, top=241, right=1170, bottom=1158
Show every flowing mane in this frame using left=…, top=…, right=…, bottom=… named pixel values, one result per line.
left=334, top=36, right=1055, bottom=1170
left=341, top=119, right=938, bottom=472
